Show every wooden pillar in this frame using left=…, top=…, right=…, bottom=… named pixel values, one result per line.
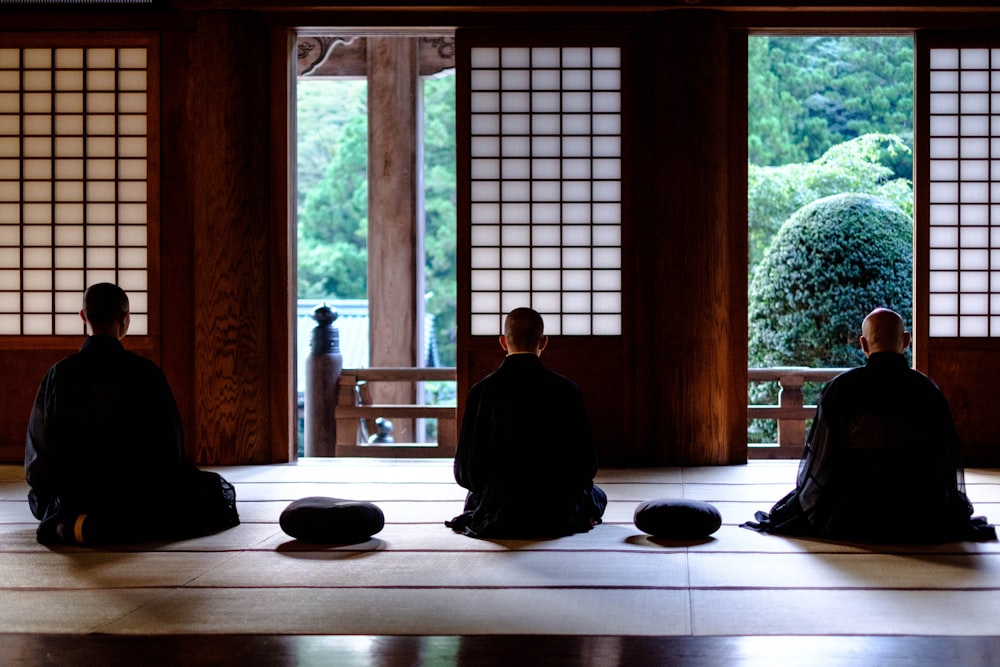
left=163, top=12, right=277, bottom=464
left=651, top=12, right=747, bottom=465
left=367, top=37, right=424, bottom=442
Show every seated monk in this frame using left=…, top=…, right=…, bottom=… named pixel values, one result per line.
left=24, top=283, right=240, bottom=545
left=446, top=307, right=607, bottom=538
left=745, top=308, right=994, bottom=542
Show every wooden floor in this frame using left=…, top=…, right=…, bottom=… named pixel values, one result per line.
left=4, top=633, right=1000, bottom=666
left=2, top=458, right=1000, bottom=665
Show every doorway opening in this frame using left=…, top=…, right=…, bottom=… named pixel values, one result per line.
left=295, top=32, right=457, bottom=456
left=746, top=34, right=915, bottom=453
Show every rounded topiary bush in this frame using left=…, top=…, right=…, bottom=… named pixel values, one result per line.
left=749, top=192, right=912, bottom=370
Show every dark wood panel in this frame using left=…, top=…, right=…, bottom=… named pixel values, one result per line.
left=0, top=349, right=75, bottom=463
left=4, top=633, right=1000, bottom=667
left=176, top=12, right=276, bottom=464
left=174, top=0, right=1000, bottom=10
left=159, top=27, right=198, bottom=463
left=0, top=344, right=168, bottom=463
left=650, top=12, right=746, bottom=465
left=928, top=347, right=1000, bottom=467
left=269, top=28, right=298, bottom=463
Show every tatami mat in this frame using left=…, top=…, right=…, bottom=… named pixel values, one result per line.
left=1, top=458, right=999, bottom=636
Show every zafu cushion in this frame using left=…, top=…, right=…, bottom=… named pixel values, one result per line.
left=633, top=498, right=722, bottom=538
left=279, top=496, right=385, bottom=544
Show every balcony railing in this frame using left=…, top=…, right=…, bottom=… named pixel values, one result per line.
left=748, top=367, right=845, bottom=459
left=313, top=365, right=846, bottom=460
left=334, top=367, right=457, bottom=458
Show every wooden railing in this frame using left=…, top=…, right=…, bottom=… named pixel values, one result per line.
left=747, top=367, right=845, bottom=459
left=334, top=367, right=457, bottom=458
left=323, top=365, right=845, bottom=460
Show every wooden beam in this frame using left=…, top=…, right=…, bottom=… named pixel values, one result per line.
left=297, top=35, right=455, bottom=78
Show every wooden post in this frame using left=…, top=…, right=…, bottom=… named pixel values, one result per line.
left=335, top=372, right=361, bottom=452
left=367, top=36, right=422, bottom=442
left=777, top=373, right=806, bottom=450
left=652, top=12, right=745, bottom=464
left=304, top=305, right=343, bottom=456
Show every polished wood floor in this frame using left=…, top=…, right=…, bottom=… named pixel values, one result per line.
left=4, top=634, right=1000, bottom=666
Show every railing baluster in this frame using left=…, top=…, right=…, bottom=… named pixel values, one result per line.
left=748, top=367, right=845, bottom=459
left=327, top=367, right=458, bottom=458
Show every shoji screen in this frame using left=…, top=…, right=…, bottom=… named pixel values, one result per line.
left=919, top=36, right=1000, bottom=464
left=0, top=39, right=155, bottom=338
left=457, top=30, right=632, bottom=463
left=926, top=47, right=1000, bottom=338
left=467, top=45, right=623, bottom=337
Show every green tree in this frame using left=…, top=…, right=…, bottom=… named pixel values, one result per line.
left=297, top=110, right=369, bottom=299
left=423, top=73, right=457, bottom=367
left=749, top=192, right=913, bottom=370
left=748, top=133, right=912, bottom=272
left=297, top=79, right=367, bottom=212
left=748, top=36, right=808, bottom=166
left=749, top=36, right=913, bottom=171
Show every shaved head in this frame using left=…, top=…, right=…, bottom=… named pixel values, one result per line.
left=861, top=308, right=908, bottom=355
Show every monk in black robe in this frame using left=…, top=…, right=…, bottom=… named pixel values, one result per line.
left=746, top=308, right=994, bottom=542
left=446, top=307, right=607, bottom=538
left=25, top=283, right=240, bottom=545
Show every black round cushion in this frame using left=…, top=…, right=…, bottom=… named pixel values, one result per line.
left=633, top=498, right=722, bottom=538
left=279, top=496, right=385, bottom=543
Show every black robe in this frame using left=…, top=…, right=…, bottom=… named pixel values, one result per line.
left=746, top=352, right=994, bottom=542
left=25, top=335, right=239, bottom=545
left=446, top=353, right=606, bottom=538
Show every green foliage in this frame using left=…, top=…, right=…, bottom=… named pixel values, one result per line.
left=297, top=80, right=367, bottom=211
left=297, top=80, right=369, bottom=299
left=423, top=73, right=457, bottom=367
left=748, top=133, right=912, bottom=271
left=748, top=35, right=913, bottom=170
left=297, top=121, right=369, bottom=297
left=749, top=192, right=913, bottom=370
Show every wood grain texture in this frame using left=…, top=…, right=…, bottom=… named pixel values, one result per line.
left=367, top=37, right=421, bottom=442
left=3, top=634, right=1000, bottom=667
left=159, top=28, right=198, bottom=465
left=927, top=346, right=1000, bottom=467
left=269, top=28, right=298, bottom=463
left=651, top=12, right=745, bottom=465
left=0, top=349, right=76, bottom=462
left=182, top=12, right=274, bottom=464
left=0, top=344, right=168, bottom=463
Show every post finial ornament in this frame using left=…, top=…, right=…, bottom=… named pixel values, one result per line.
left=310, top=304, right=340, bottom=355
